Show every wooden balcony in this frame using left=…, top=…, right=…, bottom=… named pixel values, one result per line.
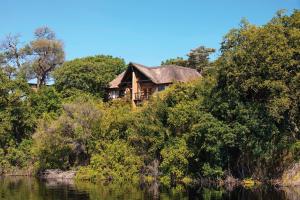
left=134, top=91, right=151, bottom=101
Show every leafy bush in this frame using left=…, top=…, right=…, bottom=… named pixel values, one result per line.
left=6, top=139, right=33, bottom=168
left=32, top=97, right=103, bottom=170
left=29, top=86, right=62, bottom=116
left=0, top=72, right=35, bottom=146
left=76, top=140, right=143, bottom=182
left=202, top=163, right=223, bottom=178
left=160, top=138, right=192, bottom=185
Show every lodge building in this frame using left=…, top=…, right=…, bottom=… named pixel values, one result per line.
left=108, top=62, right=201, bottom=106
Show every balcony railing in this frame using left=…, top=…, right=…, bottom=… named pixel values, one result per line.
left=134, top=91, right=151, bottom=101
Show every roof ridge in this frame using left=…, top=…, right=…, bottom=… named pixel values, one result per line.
left=161, top=65, right=199, bottom=71
left=129, top=62, right=149, bottom=68
left=130, top=62, right=159, bottom=83
left=129, top=62, right=197, bottom=72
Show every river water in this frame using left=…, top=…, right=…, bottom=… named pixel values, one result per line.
left=0, top=177, right=298, bottom=200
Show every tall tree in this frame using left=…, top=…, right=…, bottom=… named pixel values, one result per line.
left=0, top=34, right=27, bottom=79
left=0, top=70, right=35, bottom=146
left=25, top=27, right=65, bottom=88
left=0, top=34, right=24, bottom=68
left=210, top=10, right=300, bottom=177
left=53, top=55, right=126, bottom=98
left=187, top=46, right=215, bottom=72
left=161, top=46, right=215, bottom=72
left=161, top=57, right=188, bottom=67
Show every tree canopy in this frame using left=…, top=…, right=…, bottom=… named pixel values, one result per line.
left=161, top=46, right=215, bottom=72
left=53, top=55, right=126, bottom=98
left=0, top=27, right=64, bottom=87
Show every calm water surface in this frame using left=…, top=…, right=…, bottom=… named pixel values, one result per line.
left=0, top=177, right=298, bottom=200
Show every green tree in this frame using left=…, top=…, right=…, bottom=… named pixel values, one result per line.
left=161, top=57, right=188, bottom=67
left=32, top=97, right=103, bottom=170
left=25, top=27, right=65, bottom=88
left=161, top=46, right=215, bottom=72
left=187, top=46, right=215, bottom=72
left=0, top=71, right=35, bottom=170
left=0, top=71, right=35, bottom=146
left=0, top=27, right=64, bottom=86
left=210, top=10, right=300, bottom=178
left=0, top=34, right=28, bottom=79
left=76, top=140, right=143, bottom=182
left=160, top=138, right=192, bottom=185
left=29, top=86, right=62, bottom=117
left=53, top=55, right=126, bottom=98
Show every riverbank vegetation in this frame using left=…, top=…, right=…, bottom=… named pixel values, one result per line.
left=0, top=10, right=299, bottom=186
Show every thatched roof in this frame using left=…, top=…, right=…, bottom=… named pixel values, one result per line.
left=108, top=71, right=126, bottom=89
left=109, top=62, right=201, bottom=88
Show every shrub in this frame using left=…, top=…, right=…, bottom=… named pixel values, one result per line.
left=160, top=138, right=192, bottom=185
left=76, top=140, right=143, bottom=183
left=32, top=97, right=104, bottom=170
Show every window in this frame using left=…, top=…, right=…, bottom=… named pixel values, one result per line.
left=158, top=85, right=166, bottom=91
left=109, top=90, right=119, bottom=99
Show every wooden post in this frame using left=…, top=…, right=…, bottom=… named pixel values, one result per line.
left=132, top=70, right=138, bottom=107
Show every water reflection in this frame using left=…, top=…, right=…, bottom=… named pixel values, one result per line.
left=0, top=177, right=299, bottom=200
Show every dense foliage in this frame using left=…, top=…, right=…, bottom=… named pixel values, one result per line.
left=76, top=140, right=143, bottom=182
left=161, top=57, right=188, bottom=67
left=0, top=70, right=60, bottom=172
left=210, top=10, right=300, bottom=178
left=53, top=55, right=126, bottom=98
left=0, top=10, right=299, bottom=186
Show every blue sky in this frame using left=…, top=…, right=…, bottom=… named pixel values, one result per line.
left=1, top=0, right=299, bottom=66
